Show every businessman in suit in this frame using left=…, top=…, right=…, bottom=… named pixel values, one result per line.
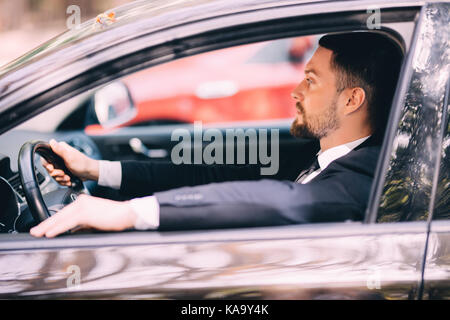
left=31, top=32, right=403, bottom=237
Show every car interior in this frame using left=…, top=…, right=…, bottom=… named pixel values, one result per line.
left=0, top=23, right=413, bottom=237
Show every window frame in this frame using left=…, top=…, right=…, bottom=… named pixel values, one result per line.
left=365, top=3, right=449, bottom=224
left=429, top=77, right=450, bottom=222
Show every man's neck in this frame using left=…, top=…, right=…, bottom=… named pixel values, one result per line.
left=320, top=131, right=372, bottom=152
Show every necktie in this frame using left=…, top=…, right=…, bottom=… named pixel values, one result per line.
left=295, top=157, right=320, bottom=183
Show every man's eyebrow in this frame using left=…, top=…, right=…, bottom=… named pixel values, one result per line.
left=305, top=68, right=319, bottom=76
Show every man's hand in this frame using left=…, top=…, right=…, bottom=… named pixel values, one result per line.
left=30, top=195, right=137, bottom=238
left=42, top=139, right=99, bottom=187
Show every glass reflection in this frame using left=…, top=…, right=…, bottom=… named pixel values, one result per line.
left=433, top=89, right=449, bottom=220
left=377, top=4, right=450, bottom=223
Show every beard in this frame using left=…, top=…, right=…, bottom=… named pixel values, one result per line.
left=290, top=97, right=340, bottom=139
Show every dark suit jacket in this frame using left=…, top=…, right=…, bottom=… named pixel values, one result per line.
left=119, top=137, right=380, bottom=231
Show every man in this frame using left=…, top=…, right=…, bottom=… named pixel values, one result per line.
left=30, top=32, right=403, bottom=238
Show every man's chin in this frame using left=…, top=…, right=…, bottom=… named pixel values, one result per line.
left=290, top=121, right=316, bottom=139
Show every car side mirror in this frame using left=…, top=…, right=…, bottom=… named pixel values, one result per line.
left=93, top=81, right=136, bottom=128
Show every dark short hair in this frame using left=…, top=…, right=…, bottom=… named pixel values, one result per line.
left=318, top=32, right=403, bottom=141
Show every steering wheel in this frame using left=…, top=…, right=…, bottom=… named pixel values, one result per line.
left=18, top=140, right=88, bottom=223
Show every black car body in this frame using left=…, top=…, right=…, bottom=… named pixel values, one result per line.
left=0, top=0, right=448, bottom=299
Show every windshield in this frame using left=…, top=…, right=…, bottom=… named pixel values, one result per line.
left=0, top=0, right=318, bottom=77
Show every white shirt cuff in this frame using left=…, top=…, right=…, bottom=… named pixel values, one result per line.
left=98, top=160, right=122, bottom=189
left=129, top=196, right=160, bottom=230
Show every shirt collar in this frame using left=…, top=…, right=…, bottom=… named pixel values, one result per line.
left=316, top=135, right=371, bottom=170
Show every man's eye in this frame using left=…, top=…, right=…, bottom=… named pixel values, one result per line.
left=306, top=78, right=313, bottom=84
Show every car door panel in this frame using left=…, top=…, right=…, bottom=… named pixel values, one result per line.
left=0, top=222, right=427, bottom=299
left=422, top=221, right=450, bottom=299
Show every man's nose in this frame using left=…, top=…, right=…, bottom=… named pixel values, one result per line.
left=291, top=83, right=304, bottom=101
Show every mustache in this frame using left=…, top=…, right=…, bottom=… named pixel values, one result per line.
left=296, top=102, right=305, bottom=113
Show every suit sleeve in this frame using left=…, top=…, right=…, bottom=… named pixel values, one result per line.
left=119, top=155, right=308, bottom=197
left=119, top=160, right=263, bottom=197
left=119, top=139, right=319, bottom=198
left=154, top=173, right=371, bottom=231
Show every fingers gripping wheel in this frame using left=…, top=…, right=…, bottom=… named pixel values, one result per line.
left=18, top=141, right=85, bottom=223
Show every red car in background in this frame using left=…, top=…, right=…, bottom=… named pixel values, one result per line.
left=86, top=36, right=314, bottom=133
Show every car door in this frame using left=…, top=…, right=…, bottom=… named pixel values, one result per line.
left=372, top=2, right=450, bottom=299
left=0, top=2, right=435, bottom=299
left=421, top=66, right=450, bottom=298
left=368, top=2, right=450, bottom=300
left=422, top=80, right=450, bottom=300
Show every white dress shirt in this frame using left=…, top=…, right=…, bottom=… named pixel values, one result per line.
left=98, top=160, right=160, bottom=230
left=300, top=135, right=370, bottom=183
left=98, top=135, right=370, bottom=230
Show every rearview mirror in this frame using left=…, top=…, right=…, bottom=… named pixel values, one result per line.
left=93, top=81, right=136, bottom=128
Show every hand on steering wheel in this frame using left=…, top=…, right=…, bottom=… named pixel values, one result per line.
left=18, top=140, right=89, bottom=223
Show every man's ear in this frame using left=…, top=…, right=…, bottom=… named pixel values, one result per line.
left=342, top=87, right=366, bottom=115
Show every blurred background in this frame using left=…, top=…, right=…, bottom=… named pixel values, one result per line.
left=0, top=0, right=134, bottom=66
